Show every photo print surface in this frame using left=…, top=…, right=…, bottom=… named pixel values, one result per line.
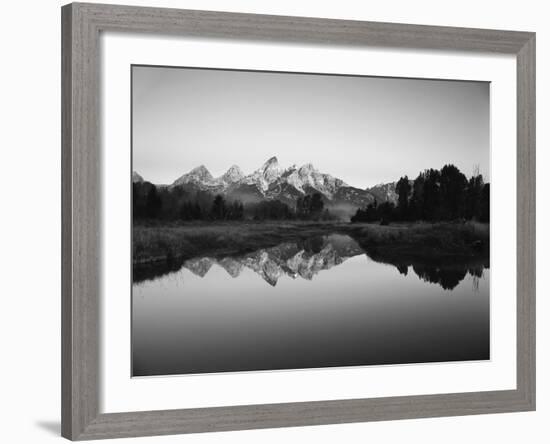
left=131, top=65, right=490, bottom=377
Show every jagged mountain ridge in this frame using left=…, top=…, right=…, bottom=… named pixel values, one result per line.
left=133, top=156, right=398, bottom=210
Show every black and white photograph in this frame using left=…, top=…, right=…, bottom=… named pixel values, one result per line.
left=131, top=65, right=491, bottom=377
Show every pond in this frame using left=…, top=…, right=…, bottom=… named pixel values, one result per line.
left=132, top=234, right=489, bottom=376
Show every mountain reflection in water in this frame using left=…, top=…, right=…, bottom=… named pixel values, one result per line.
left=135, top=234, right=488, bottom=291
left=132, top=233, right=490, bottom=376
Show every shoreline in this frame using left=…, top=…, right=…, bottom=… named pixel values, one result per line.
left=133, top=220, right=489, bottom=268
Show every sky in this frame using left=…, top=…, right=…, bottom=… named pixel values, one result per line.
left=132, top=65, right=490, bottom=188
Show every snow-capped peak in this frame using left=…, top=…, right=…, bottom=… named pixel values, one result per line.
left=284, top=162, right=347, bottom=198
left=221, top=165, right=244, bottom=183
left=262, top=156, right=279, bottom=170
left=260, top=156, right=281, bottom=182
left=189, top=165, right=213, bottom=180
left=241, top=156, right=283, bottom=192
left=172, top=165, right=214, bottom=187
left=299, top=162, right=315, bottom=171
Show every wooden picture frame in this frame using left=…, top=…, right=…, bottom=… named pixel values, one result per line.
left=61, top=2, right=535, bottom=440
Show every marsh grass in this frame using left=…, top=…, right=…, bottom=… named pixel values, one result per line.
left=133, top=221, right=344, bottom=264
left=133, top=220, right=489, bottom=269
left=349, top=221, right=489, bottom=266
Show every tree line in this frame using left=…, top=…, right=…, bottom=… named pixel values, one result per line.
left=133, top=182, right=332, bottom=222
left=351, top=164, right=489, bottom=224
left=251, top=193, right=333, bottom=220
left=133, top=183, right=245, bottom=221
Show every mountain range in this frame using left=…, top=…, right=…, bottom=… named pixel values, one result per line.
left=133, top=156, right=398, bottom=215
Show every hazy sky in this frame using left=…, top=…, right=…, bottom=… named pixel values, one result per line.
left=132, top=66, right=489, bottom=188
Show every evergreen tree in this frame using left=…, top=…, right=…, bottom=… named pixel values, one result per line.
left=296, top=193, right=324, bottom=220
left=226, top=200, right=244, bottom=220
left=145, top=185, right=162, bottom=218
left=422, top=169, right=441, bottom=220
left=193, top=201, right=202, bottom=219
left=253, top=200, right=293, bottom=220
left=409, top=174, right=425, bottom=221
left=210, top=195, right=227, bottom=220
left=396, top=176, right=411, bottom=220
left=179, top=201, right=191, bottom=221
left=350, top=198, right=379, bottom=223
left=479, top=183, right=490, bottom=222
left=378, top=201, right=395, bottom=225
left=310, top=193, right=324, bottom=219
left=465, top=174, right=484, bottom=220
left=439, top=164, right=467, bottom=220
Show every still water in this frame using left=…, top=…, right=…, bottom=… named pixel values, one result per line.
left=132, top=234, right=489, bottom=376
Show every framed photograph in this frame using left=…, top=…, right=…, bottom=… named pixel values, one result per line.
left=61, top=3, right=536, bottom=440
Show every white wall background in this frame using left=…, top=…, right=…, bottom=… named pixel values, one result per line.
left=0, top=0, right=546, bottom=443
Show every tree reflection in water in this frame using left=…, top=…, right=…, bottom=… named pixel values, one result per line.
left=134, top=234, right=489, bottom=291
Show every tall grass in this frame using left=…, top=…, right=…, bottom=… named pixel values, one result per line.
left=133, top=220, right=489, bottom=265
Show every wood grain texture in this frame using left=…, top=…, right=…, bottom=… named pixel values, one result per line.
left=76, top=390, right=532, bottom=440
left=516, top=34, right=536, bottom=410
left=61, top=2, right=536, bottom=440
left=62, top=3, right=101, bottom=440
left=76, top=2, right=532, bottom=53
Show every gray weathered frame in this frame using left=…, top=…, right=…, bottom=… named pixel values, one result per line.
left=61, top=2, right=536, bottom=440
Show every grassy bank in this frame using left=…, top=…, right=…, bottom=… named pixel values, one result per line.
left=133, top=220, right=489, bottom=267
left=133, top=221, right=349, bottom=265
left=348, top=221, right=489, bottom=264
